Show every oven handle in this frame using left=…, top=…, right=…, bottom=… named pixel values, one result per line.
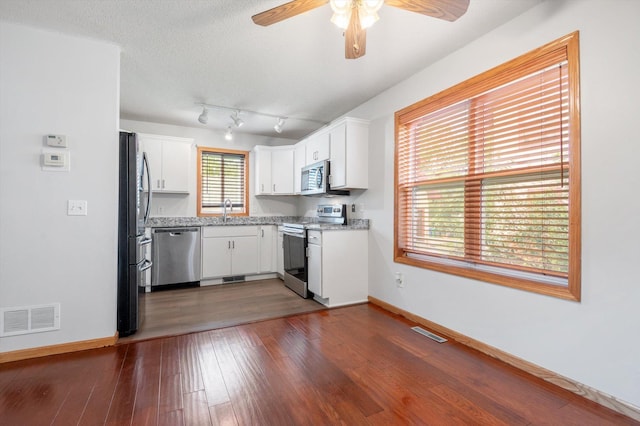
left=283, top=230, right=306, bottom=238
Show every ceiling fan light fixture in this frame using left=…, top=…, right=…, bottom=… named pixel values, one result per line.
left=225, top=126, right=233, bottom=141
left=330, top=0, right=352, bottom=29
left=198, top=106, right=208, bottom=124
left=274, top=117, right=285, bottom=133
left=358, top=0, right=383, bottom=29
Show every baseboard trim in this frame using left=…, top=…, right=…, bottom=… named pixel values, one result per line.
left=0, top=333, right=118, bottom=364
left=368, top=296, right=640, bottom=422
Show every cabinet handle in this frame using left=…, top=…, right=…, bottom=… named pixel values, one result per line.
left=156, top=179, right=160, bottom=188
left=232, top=240, right=235, bottom=249
left=261, top=184, right=264, bottom=192
left=273, top=184, right=276, bottom=192
left=228, top=241, right=230, bottom=249
left=261, top=229, right=264, bottom=238
left=162, top=179, right=165, bottom=189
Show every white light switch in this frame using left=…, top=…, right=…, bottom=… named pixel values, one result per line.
left=67, top=200, right=87, bottom=216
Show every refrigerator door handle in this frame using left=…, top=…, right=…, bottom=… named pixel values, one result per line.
left=143, top=152, right=152, bottom=225
left=140, top=237, right=152, bottom=246
left=139, top=259, right=153, bottom=272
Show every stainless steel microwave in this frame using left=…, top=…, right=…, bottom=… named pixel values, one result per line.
left=301, top=160, right=349, bottom=196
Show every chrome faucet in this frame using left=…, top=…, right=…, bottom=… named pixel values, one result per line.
left=223, top=199, right=233, bottom=223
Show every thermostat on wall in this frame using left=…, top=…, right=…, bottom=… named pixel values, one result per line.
left=44, top=134, right=67, bottom=147
left=44, top=152, right=66, bottom=167
left=41, top=148, right=70, bottom=172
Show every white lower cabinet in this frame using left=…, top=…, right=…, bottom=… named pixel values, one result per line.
left=276, top=226, right=284, bottom=276
left=258, top=225, right=277, bottom=273
left=306, top=229, right=368, bottom=307
left=201, top=226, right=259, bottom=279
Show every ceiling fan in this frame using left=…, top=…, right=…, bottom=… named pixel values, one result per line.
left=252, top=0, right=470, bottom=59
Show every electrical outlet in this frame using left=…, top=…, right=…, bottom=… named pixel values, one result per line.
left=395, top=272, right=404, bottom=288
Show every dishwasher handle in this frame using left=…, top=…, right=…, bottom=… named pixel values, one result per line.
left=153, top=227, right=200, bottom=234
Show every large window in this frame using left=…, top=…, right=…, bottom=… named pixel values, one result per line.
left=197, top=147, right=249, bottom=216
left=395, top=32, right=581, bottom=300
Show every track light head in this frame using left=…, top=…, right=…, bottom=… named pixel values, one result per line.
left=231, top=111, right=244, bottom=128
left=225, top=126, right=233, bottom=141
left=274, top=117, right=285, bottom=133
left=198, top=107, right=208, bottom=124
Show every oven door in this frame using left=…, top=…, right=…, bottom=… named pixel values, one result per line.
left=282, top=229, right=309, bottom=298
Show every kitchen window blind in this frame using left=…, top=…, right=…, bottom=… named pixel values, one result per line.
left=394, top=32, right=581, bottom=300
left=197, top=148, right=249, bottom=216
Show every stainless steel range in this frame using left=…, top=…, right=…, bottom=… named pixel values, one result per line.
left=282, top=204, right=347, bottom=298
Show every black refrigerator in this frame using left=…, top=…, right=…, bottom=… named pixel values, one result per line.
left=117, top=131, right=152, bottom=337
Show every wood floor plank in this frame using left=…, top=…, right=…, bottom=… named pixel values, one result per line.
left=194, top=332, right=230, bottom=407
left=183, top=390, right=212, bottom=426
left=131, top=339, right=163, bottom=425
left=77, top=345, right=129, bottom=425
left=178, top=334, right=205, bottom=394
left=209, top=401, right=239, bottom=426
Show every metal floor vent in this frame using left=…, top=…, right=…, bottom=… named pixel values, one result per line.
left=222, top=275, right=246, bottom=284
left=411, top=326, right=447, bottom=343
left=0, top=303, right=60, bottom=337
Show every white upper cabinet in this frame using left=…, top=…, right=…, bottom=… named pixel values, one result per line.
left=329, top=117, right=369, bottom=190
left=139, top=133, right=192, bottom=193
left=253, top=145, right=295, bottom=195
left=305, top=130, right=330, bottom=164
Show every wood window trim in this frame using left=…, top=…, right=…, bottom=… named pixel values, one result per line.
left=394, top=31, right=581, bottom=301
left=197, top=147, right=250, bottom=217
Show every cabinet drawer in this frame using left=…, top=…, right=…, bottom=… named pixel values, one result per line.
left=307, top=230, right=322, bottom=245
left=202, top=225, right=258, bottom=238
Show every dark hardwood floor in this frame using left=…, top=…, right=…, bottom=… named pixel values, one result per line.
left=1, top=303, right=637, bottom=425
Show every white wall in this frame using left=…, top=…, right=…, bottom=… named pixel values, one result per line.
left=348, top=0, right=640, bottom=409
left=120, top=119, right=299, bottom=217
left=0, top=23, right=120, bottom=352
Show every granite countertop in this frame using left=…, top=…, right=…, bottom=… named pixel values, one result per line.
left=146, top=216, right=369, bottom=230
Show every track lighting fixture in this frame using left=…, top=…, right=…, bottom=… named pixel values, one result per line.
left=231, top=111, right=244, bottom=128
left=195, top=103, right=324, bottom=134
left=198, top=106, right=208, bottom=124
left=274, top=117, right=285, bottom=134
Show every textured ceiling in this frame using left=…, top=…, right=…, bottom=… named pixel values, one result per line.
left=0, top=0, right=542, bottom=139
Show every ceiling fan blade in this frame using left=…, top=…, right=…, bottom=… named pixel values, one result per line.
left=252, top=0, right=329, bottom=26
left=345, top=7, right=367, bottom=59
left=384, top=0, right=470, bottom=22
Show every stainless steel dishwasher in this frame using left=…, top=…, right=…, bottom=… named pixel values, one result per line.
left=151, top=227, right=201, bottom=288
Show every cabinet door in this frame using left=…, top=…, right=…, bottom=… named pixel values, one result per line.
left=254, top=147, right=272, bottom=195
left=161, top=142, right=190, bottom=192
left=307, top=242, right=322, bottom=297
left=258, top=226, right=275, bottom=273
left=141, top=140, right=163, bottom=191
left=329, top=122, right=347, bottom=188
left=271, top=148, right=294, bottom=194
left=231, top=235, right=259, bottom=276
left=306, top=131, right=330, bottom=164
left=276, top=227, right=284, bottom=276
left=202, top=237, right=232, bottom=278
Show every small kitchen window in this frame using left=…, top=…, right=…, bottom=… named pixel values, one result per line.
left=197, top=147, right=249, bottom=216
left=394, top=32, right=581, bottom=301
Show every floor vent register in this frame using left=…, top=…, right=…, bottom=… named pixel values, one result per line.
left=411, top=326, right=447, bottom=343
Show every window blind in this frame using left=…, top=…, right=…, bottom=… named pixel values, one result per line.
left=199, top=150, right=247, bottom=214
left=395, top=32, right=581, bottom=300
